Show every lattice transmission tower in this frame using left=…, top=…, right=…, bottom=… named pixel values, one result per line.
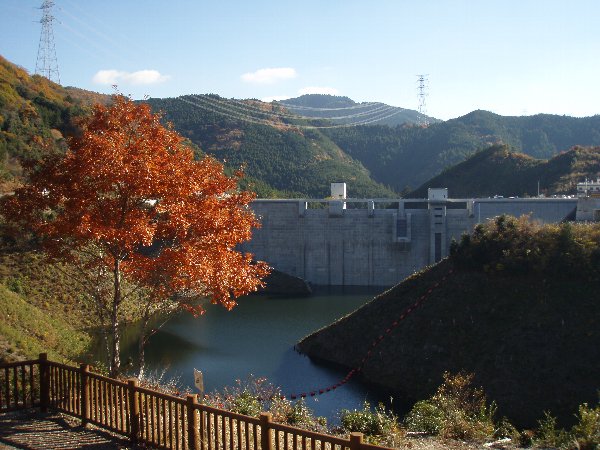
left=416, top=74, right=429, bottom=125
left=35, top=0, right=60, bottom=83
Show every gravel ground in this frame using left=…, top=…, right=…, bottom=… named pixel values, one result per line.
left=0, top=410, right=132, bottom=449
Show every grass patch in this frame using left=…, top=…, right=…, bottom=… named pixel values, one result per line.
left=0, top=250, right=96, bottom=329
left=0, top=283, right=90, bottom=363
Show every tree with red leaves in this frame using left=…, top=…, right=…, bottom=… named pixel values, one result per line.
left=1, top=95, right=270, bottom=376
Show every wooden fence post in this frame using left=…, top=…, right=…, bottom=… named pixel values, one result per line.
left=187, top=394, right=200, bottom=450
left=128, top=378, right=140, bottom=446
left=260, top=412, right=273, bottom=450
left=39, top=353, right=49, bottom=413
left=350, top=432, right=364, bottom=450
left=80, top=364, right=90, bottom=427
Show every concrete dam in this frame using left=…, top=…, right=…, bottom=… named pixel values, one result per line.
left=241, top=187, right=580, bottom=287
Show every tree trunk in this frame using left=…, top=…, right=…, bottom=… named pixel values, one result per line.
left=137, top=311, right=150, bottom=380
left=137, top=340, right=146, bottom=380
left=137, top=301, right=179, bottom=380
left=110, top=258, right=122, bottom=377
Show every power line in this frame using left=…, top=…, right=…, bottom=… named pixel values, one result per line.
left=35, top=0, right=60, bottom=83
left=177, top=96, right=404, bottom=129
left=278, top=101, right=380, bottom=112
left=193, top=95, right=396, bottom=122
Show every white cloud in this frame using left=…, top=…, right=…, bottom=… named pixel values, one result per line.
left=241, top=67, right=297, bottom=84
left=92, top=69, right=170, bottom=86
left=92, top=70, right=121, bottom=85
left=261, top=95, right=291, bottom=103
left=298, top=86, right=339, bottom=96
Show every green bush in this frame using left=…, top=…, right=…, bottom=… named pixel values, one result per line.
left=202, top=377, right=327, bottom=432
left=5, top=275, right=27, bottom=294
left=231, top=391, right=262, bottom=417
left=404, top=372, right=497, bottom=440
left=339, top=401, right=398, bottom=437
left=534, top=402, right=600, bottom=450
left=534, top=411, right=572, bottom=449
left=284, top=399, right=327, bottom=432
left=202, top=375, right=277, bottom=417
left=404, top=399, right=445, bottom=434
left=571, top=402, right=600, bottom=450
left=450, top=215, right=600, bottom=282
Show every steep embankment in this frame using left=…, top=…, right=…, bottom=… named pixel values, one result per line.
left=0, top=249, right=95, bottom=363
left=0, top=283, right=90, bottom=363
left=407, top=144, right=600, bottom=198
left=297, top=217, right=600, bottom=427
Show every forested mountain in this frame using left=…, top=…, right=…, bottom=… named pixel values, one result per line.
left=277, top=94, right=439, bottom=127
left=0, top=55, right=108, bottom=193
left=325, top=110, right=600, bottom=192
left=145, top=95, right=397, bottom=198
left=407, top=144, right=600, bottom=198
left=3, top=51, right=600, bottom=200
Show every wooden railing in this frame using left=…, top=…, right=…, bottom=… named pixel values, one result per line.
left=1, top=354, right=391, bottom=450
left=0, top=359, right=39, bottom=411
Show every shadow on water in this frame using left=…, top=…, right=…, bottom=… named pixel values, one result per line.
left=87, top=319, right=202, bottom=372
left=88, top=287, right=395, bottom=423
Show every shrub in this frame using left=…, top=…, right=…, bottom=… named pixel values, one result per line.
left=534, top=411, right=572, bottom=449
left=5, top=275, right=27, bottom=294
left=339, top=401, right=398, bottom=437
left=202, top=376, right=279, bottom=417
left=494, top=417, right=520, bottom=441
left=267, top=394, right=294, bottom=424
left=404, top=372, right=497, bottom=440
left=404, top=400, right=444, bottom=434
left=136, top=367, right=190, bottom=397
left=339, top=401, right=402, bottom=446
left=201, top=377, right=327, bottom=431
left=284, top=398, right=327, bottom=433
left=571, top=402, right=600, bottom=450
left=231, top=391, right=262, bottom=417
left=450, top=215, right=600, bottom=282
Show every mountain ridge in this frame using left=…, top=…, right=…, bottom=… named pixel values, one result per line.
left=324, top=111, right=600, bottom=191
left=406, top=144, right=600, bottom=198
left=276, top=94, right=439, bottom=127
left=3, top=53, right=600, bottom=199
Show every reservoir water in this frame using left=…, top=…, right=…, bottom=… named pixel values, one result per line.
left=118, top=288, right=388, bottom=422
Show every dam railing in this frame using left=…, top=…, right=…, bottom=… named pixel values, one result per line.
left=0, top=354, right=390, bottom=450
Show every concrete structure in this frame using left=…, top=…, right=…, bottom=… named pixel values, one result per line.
left=576, top=177, right=600, bottom=221
left=576, top=197, right=600, bottom=221
left=577, top=177, right=600, bottom=198
left=242, top=190, right=579, bottom=287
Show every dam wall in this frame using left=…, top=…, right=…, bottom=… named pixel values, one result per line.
left=242, top=196, right=578, bottom=286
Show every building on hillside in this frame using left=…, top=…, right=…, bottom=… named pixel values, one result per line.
left=576, top=177, right=600, bottom=221
left=577, top=177, right=600, bottom=198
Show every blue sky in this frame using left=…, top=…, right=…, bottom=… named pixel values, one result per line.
left=1, top=0, right=599, bottom=120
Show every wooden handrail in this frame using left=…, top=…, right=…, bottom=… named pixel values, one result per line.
left=269, top=420, right=351, bottom=446
left=0, top=354, right=392, bottom=450
left=194, top=402, right=262, bottom=424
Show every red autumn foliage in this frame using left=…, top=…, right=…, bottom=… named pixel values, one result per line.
left=1, top=95, right=270, bottom=374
